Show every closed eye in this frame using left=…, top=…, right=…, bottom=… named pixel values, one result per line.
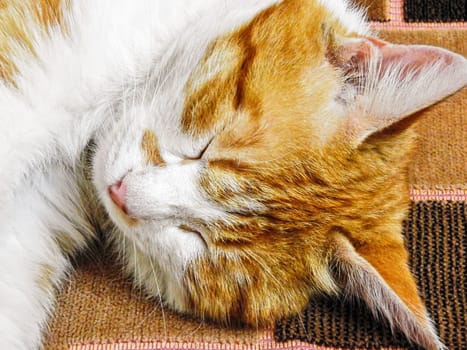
left=179, top=224, right=208, bottom=246
left=184, top=138, right=214, bottom=161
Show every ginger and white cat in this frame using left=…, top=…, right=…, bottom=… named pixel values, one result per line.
left=0, top=0, right=465, bottom=349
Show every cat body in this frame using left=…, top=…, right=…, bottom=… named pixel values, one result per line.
left=0, top=1, right=465, bottom=349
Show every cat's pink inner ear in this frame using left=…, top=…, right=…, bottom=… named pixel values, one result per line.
left=341, top=37, right=463, bottom=78
left=335, top=37, right=467, bottom=145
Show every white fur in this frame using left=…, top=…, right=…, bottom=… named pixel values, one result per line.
left=0, top=1, right=283, bottom=348
left=124, top=163, right=225, bottom=221
left=0, top=165, right=97, bottom=349
left=317, top=0, right=370, bottom=36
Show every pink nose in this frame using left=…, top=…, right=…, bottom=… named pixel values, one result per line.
left=108, top=181, right=127, bottom=213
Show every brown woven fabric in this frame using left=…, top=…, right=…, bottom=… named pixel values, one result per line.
left=275, top=201, right=466, bottom=349
left=356, top=0, right=390, bottom=21
left=43, top=254, right=260, bottom=349
left=411, top=88, right=466, bottom=186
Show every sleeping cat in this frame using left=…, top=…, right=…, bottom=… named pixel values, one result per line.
left=0, top=0, right=465, bottom=349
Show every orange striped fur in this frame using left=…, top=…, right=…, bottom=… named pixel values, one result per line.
left=179, top=0, right=427, bottom=330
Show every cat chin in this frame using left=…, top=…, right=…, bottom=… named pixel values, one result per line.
left=114, top=223, right=207, bottom=313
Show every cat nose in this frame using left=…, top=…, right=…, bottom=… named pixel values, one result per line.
left=108, top=180, right=128, bottom=213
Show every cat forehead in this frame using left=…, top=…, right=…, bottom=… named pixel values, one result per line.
left=179, top=0, right=365, bottom=141
left=116, top=0, right=368, bottom=151
left=127, top=1, right=367, bottom=119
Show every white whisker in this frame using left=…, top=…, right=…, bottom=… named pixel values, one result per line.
left=148, top=256, right=168, bottom=337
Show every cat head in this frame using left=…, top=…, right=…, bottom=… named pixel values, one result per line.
left=93, top=1, right=466, bottom=348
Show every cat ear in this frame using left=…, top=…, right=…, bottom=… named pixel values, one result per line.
left=328, top=231, right=445, bottom=350
left=332, top=37, right=467, bottom=145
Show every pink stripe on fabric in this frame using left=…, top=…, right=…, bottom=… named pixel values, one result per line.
left=69, top=330, right=409, bottom=350
left=410, top=186, right=467, bottom=201
left=69, top=340, right=324, bottom=350
left=370, top=0, right=467, bottom=30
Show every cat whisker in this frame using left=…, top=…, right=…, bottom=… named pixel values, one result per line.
left=241, top=249, right=282, bottom=292
left=296, top=312, right=308, bottom=340
left=148, top=56, right=179, bottom=113
left=120, top=231, right=128, bottom=284
left=148, top=256, right=168, bottom=338
left=141, top=69, right=152, bottom=108
left=131, top=239, right=143, bottom=300
left=184, top=319, right=204, bottom=338
left=131, top=74, right=137, bottom=115
left=132, top=255, right=168, bottom=336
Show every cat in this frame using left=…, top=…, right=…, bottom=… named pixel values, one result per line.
left=0, top=0, right=465, bottom=349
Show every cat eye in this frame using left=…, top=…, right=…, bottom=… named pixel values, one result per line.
left=184, top=138, right=213, bottom=161
left=178, top=225, right=208, bottom=246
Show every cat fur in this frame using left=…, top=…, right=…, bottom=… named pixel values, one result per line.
left=0, top=1, right=466, bottom=349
